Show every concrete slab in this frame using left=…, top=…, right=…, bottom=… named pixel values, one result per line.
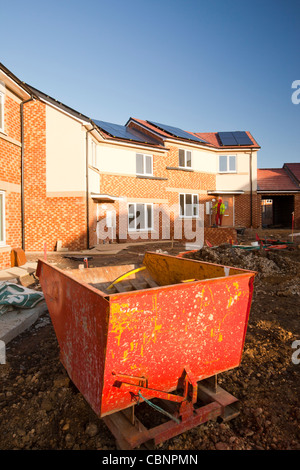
left=0, top=301, right=48, bottom=362
left=0, top=340, right=5, bottom=364
left=0, top=262, right=38, bottom=282
left=0, top=301, right=48, bottom=344
left=0, top=261, right=46, bottom=363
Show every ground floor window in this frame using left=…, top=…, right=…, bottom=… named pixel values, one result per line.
left=179, top=193, right=199, bottom=218
left=128, top=203, right=153, bottom=231
left=0, top=191, right=5, bottom=246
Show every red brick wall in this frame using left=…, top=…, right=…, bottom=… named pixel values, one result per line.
left=4, top=95, right=21, bottom=141
left=0, top=249, right=11, bottom=269
left=235, top=193, right=260, bottom=228
left=204, top=227, right=237, bottom=246
left=0, top=93, right=23, bottom=268
left=294, top=194, right=300, bottom=229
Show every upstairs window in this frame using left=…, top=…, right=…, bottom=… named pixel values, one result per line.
left=136, top=153, right=153, bottom=176
left=179, top=149, right=192, bottom=169
left=0, top=92, right=4, bottom=132
left=219, top=155, right=236, bottom=173
left=91, top=140, right=98, bottom=168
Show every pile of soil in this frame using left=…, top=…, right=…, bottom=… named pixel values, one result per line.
left=0, top=238, right=299, bottom=450
left=185, top=244, right=300, bottom=277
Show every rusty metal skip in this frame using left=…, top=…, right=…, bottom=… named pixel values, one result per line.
left=37, top=251, right=256, bottom=449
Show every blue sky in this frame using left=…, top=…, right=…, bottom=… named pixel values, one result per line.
left=1, top=0, right=299, bottom=167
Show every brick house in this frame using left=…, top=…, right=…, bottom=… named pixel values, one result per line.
left=0, top=64, right=33, bottom=268
left=90, top=119, right=261, bottom=247
left=0, top=63, right=261, bottom=268
left=21, top=85, right=93, bottom=253
left=257, top=163, right=300, bottom=229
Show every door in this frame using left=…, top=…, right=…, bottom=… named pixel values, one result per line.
left=261, top=199, right=273, bottom=226
left=221, top=196, right=234, bottom=227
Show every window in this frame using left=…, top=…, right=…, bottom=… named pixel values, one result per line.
left=179, top=149, right=192, bottom=169
left=136, top=153, right=153, bottom=176
left=91, top=140, right=98, bottom=168
left=219, top=155, right=236, bottom=173
left=179, top=193, right=199, bottom=218
left=0, top=191, right=5, bottom=246
left=0, top=92, right=4, bottom=132
left=128, top=203, right=153, bottom=231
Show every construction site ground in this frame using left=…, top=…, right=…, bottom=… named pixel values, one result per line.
left=0, top=229, right=299, bottom=451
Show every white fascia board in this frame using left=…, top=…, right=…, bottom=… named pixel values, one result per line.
left=0, top=70, right=31, bottom=100
left=127, top=118, right=166, bottom=141
left=207, top=190, right=245, bottom=194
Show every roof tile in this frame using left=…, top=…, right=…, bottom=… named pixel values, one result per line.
left=257, top=168, right=299, bottom=191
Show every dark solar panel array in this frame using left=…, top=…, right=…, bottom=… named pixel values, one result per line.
left=94, top=120, right=159, bottom=144
left=94, top=119, right=254, bottom=148
left=218, top=131, right=253, bottom=146
left=147, top=121, right=208, bottom=144
left=233, top=132, right=254, bottom=146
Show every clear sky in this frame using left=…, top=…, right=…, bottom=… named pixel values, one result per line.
left=1, top=0, right=299, bottom=168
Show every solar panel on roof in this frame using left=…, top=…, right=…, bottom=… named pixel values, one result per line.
left=94, top=120, right=151, bottom=144
left=218, top=131, right=253, bottom=146
left=147, top=121, right=208, bottom=144
left=218, top=132, right=238, bottom=146
left=232, top=131, right=253, bottom=146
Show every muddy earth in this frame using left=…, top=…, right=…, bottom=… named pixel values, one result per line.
left=0, top=231, right=299, bottom=451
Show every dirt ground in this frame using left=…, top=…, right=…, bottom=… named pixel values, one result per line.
left=0, top=229, right=299, bottom=451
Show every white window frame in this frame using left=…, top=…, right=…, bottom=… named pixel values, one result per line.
left=179, top=193, right=199, bottom=218
left=178, top=149, right=192, bottom=169
left=218, top=155, right=237, bottom=173
left=0, top=92, right=4, bottom=133
left=136, top=153, right=153, bottom=176
left=128, top=202, right=153, bottom=231
left=91, top=140, right=98, bottom=169
left=0, top=190, right=6, bottom=246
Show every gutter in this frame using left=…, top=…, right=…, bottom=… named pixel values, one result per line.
left=257, top=190, right=299, bottom=194
left=86, top=126, right=96, bottom=249
left=20, top=95, right=34, bottom=251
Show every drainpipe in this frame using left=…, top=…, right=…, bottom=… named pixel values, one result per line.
left=249, top=149, right=253, bottom=228
left=20, top=96, right=34, bottom=251
left=86, top=126, right=96, bottom=249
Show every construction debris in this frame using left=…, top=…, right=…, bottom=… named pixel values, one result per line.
left=10, top=248, right=27, bottom=267
left=0, top=282, right=44, bottom=316
left=183, top=244, right=300, bottom=279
